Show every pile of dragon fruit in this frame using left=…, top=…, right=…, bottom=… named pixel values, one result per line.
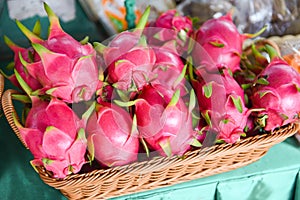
left=3, top=3, right=300, bottom=178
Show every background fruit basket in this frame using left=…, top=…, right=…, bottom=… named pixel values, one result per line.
left=1, top=2, right=300, bottom=200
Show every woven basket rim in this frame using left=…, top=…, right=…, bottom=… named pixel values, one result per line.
left=0, top=74, right=4, bottom=100
left=36, top=123, right=298, bottom=183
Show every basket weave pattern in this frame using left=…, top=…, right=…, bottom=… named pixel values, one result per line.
left=0, top=74, right=4, bottom=103
left=2, top=88, right=299, bottom=200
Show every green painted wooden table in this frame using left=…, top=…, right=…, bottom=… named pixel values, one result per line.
left=1, top=1, right=300, bottom=199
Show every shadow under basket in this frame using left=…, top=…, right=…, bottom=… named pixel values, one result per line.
left=2, top=88, right=299, bottom=200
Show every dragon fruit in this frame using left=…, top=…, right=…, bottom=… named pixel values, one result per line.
left=135, top=84, right=195, bottom=156
left=16, top=97, right=87, bottom=178
left=250, top=58, right=300, bottom=131
left=192, top=13, right=255, bottom=73
left=96, top=7, right=156, bottom=92
left=86, top=102, right=139, bottom=167
left=151, top=46, right=188, bottom=95
left=14, top=3, right=98, bottom=103
left=2, top=30, right=42, bottom=91
left=192, top=69, right=249, bottom=143
left=146, top=9, right=193, bottom=54
left=103, top=32, right=156, bottom=91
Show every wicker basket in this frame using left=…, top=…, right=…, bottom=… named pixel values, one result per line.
left=0, top=74, right=4, bottom=114
left=2, top=87, right=299, bottom=200
left=0, top=74, right=3, bottom=102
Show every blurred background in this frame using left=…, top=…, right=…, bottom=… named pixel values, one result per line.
left=1, top=0, right=300, bottom=62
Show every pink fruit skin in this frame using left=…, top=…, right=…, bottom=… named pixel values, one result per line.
left=86, top=102, right=139, bottom=167
left=151, top=46, right=187, bottom=95
left=193, top=13, right=246, bottom=73
left=155, top=10, right=193, bottom=33
left=103, top=31, right=156, bottom=91
left=18, top=98, right=87, bottom=178
left=192, top=69, right=249, bottom=143
left=135, top=84, right=194, bottom=156
left=251, top=58, right=300, bottom=131
left=146, top=10, right=193, bottom=54
left=6, top=43, right=42, bottom=91
left=15, top=7, right=99, bottom=103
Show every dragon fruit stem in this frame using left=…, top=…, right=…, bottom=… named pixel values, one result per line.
left=93, top=42, right=106, bottom=54
left=188, top=89, right=196, bottom=114
left=135, top=6, right=151, bottom=30
left=32, top=19, right=42, bottom=36
left=12, top=94, right=31, bottom=104
left=31, top=43, right=51, bottom=56
left=0, top=69, right=12, bottom=79
left=114, top=99, right=141, bottom=107
left=44, top=2, right=62, bottom=31
left=87, top=134, right=95, bottom=162
left=167, top=89, right=180, bottom=107
left=243, top=25, right=267, bottom=39
left=82, top=102, right=96, bottom=126
left=159, top=139, right=172, bottom=157
left=3, top=35, right=23, bottom=52
left=140, top=137, right=150, bottom=157
left=80, top=36, right=89, bottom=45
left=14, top=68, right=32, bottom=96
left=173, top=64, right=187, bottom=89
left=187, top=56, right=196, bottom=82
left=265, top=44, right=280, bottom=60
left=15, top=20, right=44, bottom=44
left=251, top=44, right=268, bottom=65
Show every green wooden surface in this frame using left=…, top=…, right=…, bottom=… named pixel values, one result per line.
left=1, top=1, right=300, bottom=199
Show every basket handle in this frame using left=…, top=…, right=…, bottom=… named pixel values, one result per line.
left=1, top=89, right=28, bottom=148
left=0, top=74, right=4, bottom=99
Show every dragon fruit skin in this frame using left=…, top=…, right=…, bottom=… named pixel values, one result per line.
left=154, top=10, right=193, bottom=33
left=151, top=46, right=187, bottom=95
left=102, top=31, right=156, bottom=91
left=3, top=37, right=42, bottom=91
left=86, top=102, right=139, bottom=167
left=135, top=84, right=194, bottom=156
left=192, top=13, right=246, bottom=73
left=17, top=97, right=87, bottom=179
left=251, top=58, right=300, bottom=131
left=15, top=3, right=99, bottom=103
left=145, top=10, right=193, bottom=54
left=192, top=69, right=249, bottom=143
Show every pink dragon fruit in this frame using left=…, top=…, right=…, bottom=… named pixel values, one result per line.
left=192, top=69, right=249, bottom=143
left=151, top=46, right=188, bottom=96
left=96, top=7, right=156, bottom=92
left=16, top=97, right=87, bottom=178
left=192, top=13, right=250, bottom=73
left=2, top=33, right=42, bottom=91
left=103, top=32, right=156, bottom=91
left=146, top=9, right=193, bottom=54
left=15, top=3, right=99, bottom=103
left=250, top=58, right=300, bottom=131
left=135, top=84, right=195, bottom=156
left=86, top=102, right=139, bottom=167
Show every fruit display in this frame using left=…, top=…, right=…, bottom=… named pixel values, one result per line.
left=2, top=3, right=300, bottom=181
